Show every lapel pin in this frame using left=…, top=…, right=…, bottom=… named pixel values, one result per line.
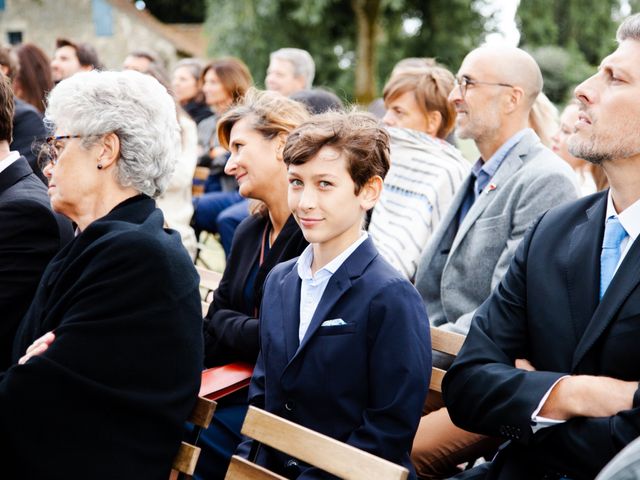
left=488, top=183, right=497, bottom=192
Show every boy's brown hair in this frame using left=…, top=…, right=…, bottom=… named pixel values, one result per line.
left=383, top=65, right=456, bottom=139
left=283, top=110, right=390, bottom=194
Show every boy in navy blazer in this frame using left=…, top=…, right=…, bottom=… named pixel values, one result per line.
left=242, top=111, right=431, bottom=479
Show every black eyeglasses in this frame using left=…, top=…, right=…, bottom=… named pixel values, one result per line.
left=41, top=135, right=83, bottom=167
left=454, top=76, right=514, bottom=98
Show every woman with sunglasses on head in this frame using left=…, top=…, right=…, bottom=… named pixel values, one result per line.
left=5, top=70, right=203, bottom=479
left=195, top=89, right=309, bottom=478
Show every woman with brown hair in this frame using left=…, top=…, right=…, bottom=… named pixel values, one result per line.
left=195, top=89, right=309, bottom=478
left=13, top=43, right=53, bottom=114
left=194, top=57, right=255, bottom=256
left=171, top=58, right=212, bottom=124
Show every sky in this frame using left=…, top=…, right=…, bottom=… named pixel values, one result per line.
left=483, top=0, right=521, bottom=46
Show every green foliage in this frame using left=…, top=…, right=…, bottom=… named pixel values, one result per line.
left=204, top=0, right=492, bottom=101
left=516, top=0, right=621, bottom=65
left=526, top=45, right=594, bottom=104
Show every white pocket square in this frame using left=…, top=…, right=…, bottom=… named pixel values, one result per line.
left=321, top=318, right=346, bottom=327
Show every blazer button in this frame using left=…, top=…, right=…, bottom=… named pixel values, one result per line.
left=285, top=400, right=295, bottom=411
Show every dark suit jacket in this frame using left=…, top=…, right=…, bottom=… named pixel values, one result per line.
left=245, top=238, right=431, bottom=479
left=0, top=156, right=72, bottom=370
left=443, top=191, right=640, bottom=480
left=203, top=213, right=307, bottom=367
left=11, top=98, right=47, bottom=183
left=2, top=195, right=203, bottom=479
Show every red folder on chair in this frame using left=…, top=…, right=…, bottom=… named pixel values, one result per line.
left=199, top=362, right=254, bottom=401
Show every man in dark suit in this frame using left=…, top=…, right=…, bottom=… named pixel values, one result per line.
left=443, top=13, right=640, bottom=480
left=0, top=73, right=73, bottom=370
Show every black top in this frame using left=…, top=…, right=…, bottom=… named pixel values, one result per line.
left=3, top=194, right=203, bottom=479
left=183, top=99, right=214, bottom=125
left=11, top=98, right=47, bottom=184
left=203, top=213, right=307, bottom=367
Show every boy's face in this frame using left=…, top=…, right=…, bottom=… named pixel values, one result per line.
left=288, top=146, right=379, bottom=256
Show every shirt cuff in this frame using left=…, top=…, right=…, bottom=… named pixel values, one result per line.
left=530, top=375, right=570, bottom=433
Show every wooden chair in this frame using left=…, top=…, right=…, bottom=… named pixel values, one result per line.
left=225, top=406, right=410, bottom=480
left=170, top=396, right=217, bottom=479
left=429, top=327, right=465, bottom=393
left=192, top=166, right=211, bottom=198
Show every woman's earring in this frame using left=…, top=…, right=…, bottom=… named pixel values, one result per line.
left=97, top=164, right=103, bottom=170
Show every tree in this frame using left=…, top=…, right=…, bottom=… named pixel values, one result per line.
left=204, top=0, right=493, bottom=103
left=142, top=0, right=206, bottom=23
left=516, top=0, right=626, bottom=66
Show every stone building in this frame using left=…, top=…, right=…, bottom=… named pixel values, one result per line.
left=0, top=0, right=206, bottom=69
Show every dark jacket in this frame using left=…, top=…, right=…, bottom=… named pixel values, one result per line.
left=0, top=156, right=73, bottom=370
left=11, top=98, right=47, bottom=184
left=244, top=238, right=431, bottom=479
left=203, top=213, right=307, bottom=367
left=3, top=195, right=203, bottom=479
left=444, top=191, right=640, bottom=480
left=184, top=99, right=214, bottom=125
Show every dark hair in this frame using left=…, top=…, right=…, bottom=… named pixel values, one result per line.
left=283, top=110, right=390, bottom=194
left=383, top=66, right=456, bottom=139
left=0, top=44, right=18, bottom=80
left=14, top=43, right=53, bottom=113
left=202, top=57, right=253, bottom=105
left=128, top=48, right=162, bottom=66
left=289, top=88, right=344, bottom=115
left=0, top=74, right=14, bottom=142
left=56, top=38, right=102, bottom=69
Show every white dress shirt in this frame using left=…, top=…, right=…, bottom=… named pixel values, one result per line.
left=0, top=151, right=22, bottom=174
left=531, top=190, right=640, bottom=432
left=296, top=232, right=368, bottom=343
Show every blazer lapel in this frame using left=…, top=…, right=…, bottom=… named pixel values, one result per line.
left=572, top=212, right=640, bottom=370
left=566, top=195, right=606, bottom=342
left=450, top=151, right=524, bottom=255
left=279, top=265, right=302, bottom=362
left=0, top=156, right=31, bottom=194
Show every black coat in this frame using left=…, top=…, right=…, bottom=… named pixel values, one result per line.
left=203, top=213, right=307, bottom=367
left=0, top=156, right=72, bottom=370
left=444, top=191, right=640, bottom=480
left=3, top=195, right=203, bottom=479
left=11, top=98, right=47, bottom=184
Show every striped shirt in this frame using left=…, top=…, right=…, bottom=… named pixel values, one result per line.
left=368, top=127, right=469, bottom=280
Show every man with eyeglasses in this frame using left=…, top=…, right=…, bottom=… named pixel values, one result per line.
left=0, top=74, right=73, bottom=371
left=411, top=46, right=578, bottom=479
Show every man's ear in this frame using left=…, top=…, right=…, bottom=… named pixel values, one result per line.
left=97, top=132, right=120, bottom=169
left=359, top=175, right=383, bottom=211
left=505, top=87, right=525, bottom=114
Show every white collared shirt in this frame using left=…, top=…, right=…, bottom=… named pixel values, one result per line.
left=531, top=190, right=640, bottom=432
left=296, top=232, right=368, bottom=343
left=0, top=151, right=22, bottom=174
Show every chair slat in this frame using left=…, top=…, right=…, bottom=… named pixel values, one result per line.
left=226, top=456, right=287, bottom=480
left=196, top=266, right=223, bottom=293
left=240, top=407, right=409, bottom=480
left=429, top=367, right=446, bottom=393
left=430, top=327, right=465, bottom=355
left=172, top=441, right=201, bottom=475
left=187, top=397, right=217, bottom=429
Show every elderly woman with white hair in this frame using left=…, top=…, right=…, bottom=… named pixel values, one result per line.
left=1, top=70, right=203, bottom=479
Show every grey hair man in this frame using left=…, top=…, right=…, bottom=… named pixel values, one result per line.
left=411, top=46, right=578, bottom=479
left=443, top=13, right=640, bottom=479
left=266, top=48, right=315, bottom=96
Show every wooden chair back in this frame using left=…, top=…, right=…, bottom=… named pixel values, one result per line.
left=225, top=406, right=409, bottom=480
left=192, top=166, right=211, bottom=197
left=196, top=265, right=222, bottom=315
left=170, top=396, right=217, bottom=479
left=429, top=327, right=465, bottom=393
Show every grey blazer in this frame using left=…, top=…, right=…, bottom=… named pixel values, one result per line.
left=415, top=130, right=579, bottom=334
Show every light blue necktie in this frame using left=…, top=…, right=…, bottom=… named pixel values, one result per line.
left=600, top=216, right=628, bottom=299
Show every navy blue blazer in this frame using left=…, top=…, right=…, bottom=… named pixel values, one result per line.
left=444, top=191, right=640, bottom=480
left=245, top=237, right=431, bottom=479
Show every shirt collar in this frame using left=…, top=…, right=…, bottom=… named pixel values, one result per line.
left=471, top=128, right=531, bottom=179
left=606, top=190, right=640, bottom=242
left=0, top=151, right=22, bottom=174
left=296, top=232, right=369, bottom=281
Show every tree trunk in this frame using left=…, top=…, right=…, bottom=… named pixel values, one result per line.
left=351, top=0, right=380, bottom=105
